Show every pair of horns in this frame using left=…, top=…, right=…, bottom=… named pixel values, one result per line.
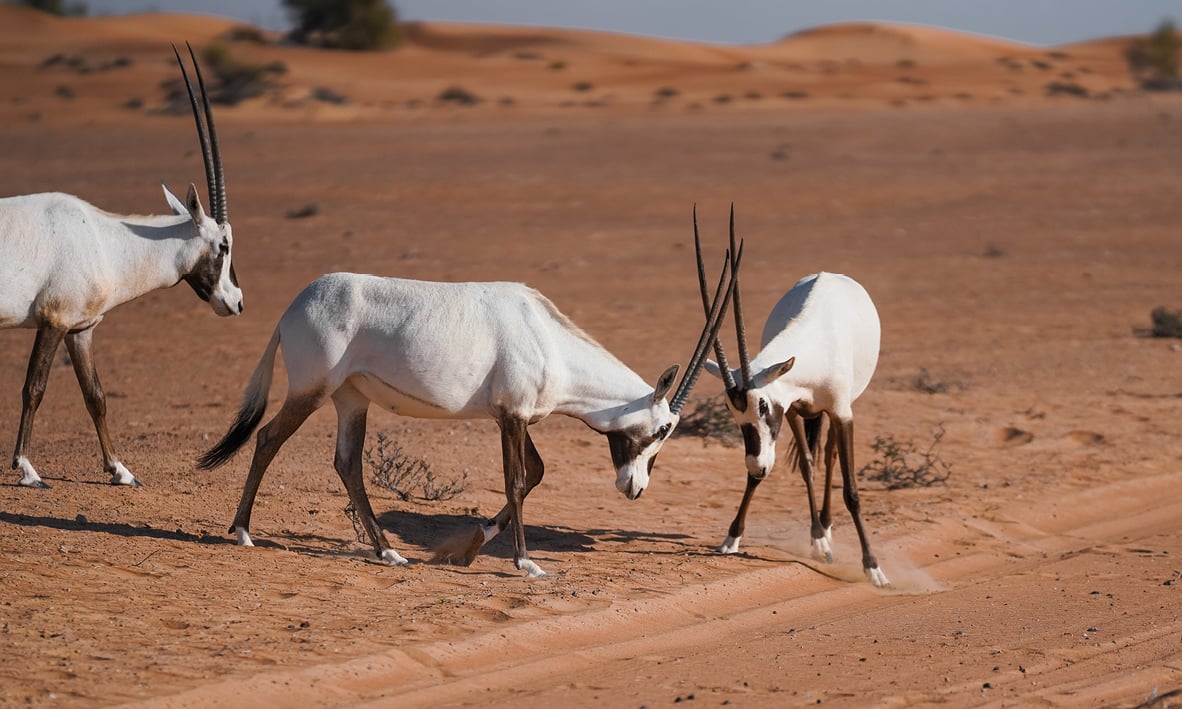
left=172, top=42, right=228, bottom=225
left=694, top=204, right=751, bottom=393
left=669, top=210, right=744, bottom=415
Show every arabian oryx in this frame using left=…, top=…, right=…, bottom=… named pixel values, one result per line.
left=197, top=240, right=738, bottom=578
left=695, top=207, right=889, bottom=587
left=0, top=44, right=242, bottom=489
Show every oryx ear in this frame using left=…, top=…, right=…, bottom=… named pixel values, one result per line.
left=751, top=357, right=795, bottom=389
left=703, top=359, right=723, bottom=380
left=162, top=183, right=188, bottom=216
left=652, top=364, right=680, bottom=403
left=185, top=182, right=206, bottom=222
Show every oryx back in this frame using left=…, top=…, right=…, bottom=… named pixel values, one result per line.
left=760, top=271, right=880, bottom=402
left=278, top=273, right=575, bottom=420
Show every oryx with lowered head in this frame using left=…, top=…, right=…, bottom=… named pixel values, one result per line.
left=198, top=233, right=738, bottom=577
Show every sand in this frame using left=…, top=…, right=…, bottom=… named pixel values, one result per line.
left=1, top=6, right=1180, bottom=707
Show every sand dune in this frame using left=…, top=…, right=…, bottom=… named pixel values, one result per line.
left=0, top=5, right=1144, bottom=126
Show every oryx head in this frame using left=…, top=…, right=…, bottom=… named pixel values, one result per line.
left=607, top=224, right=741, bottom=500
left=697, top=205, right=795, bottom=478
left=164, top=42, right=242, bottom=318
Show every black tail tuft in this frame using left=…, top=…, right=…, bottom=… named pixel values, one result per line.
left=803, top=414, right=823, bottom=459
left=197, top=400, right=266, bottom=470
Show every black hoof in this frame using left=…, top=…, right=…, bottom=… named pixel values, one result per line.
left=22, top=479, right=51, bottom=490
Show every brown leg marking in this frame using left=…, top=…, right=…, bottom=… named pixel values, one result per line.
left=833, top=418, right=880, bottom=574
left=65, top=329, right=137, bottom=485
left=229, top=392, right=321, bottom=536
left=12, top=325, right=67, bottom=488
left=331, top=386, right=395, bottom=560
left=788, top=411, right=827, bottom=547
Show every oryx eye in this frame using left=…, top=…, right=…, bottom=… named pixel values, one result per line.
left=658, top=423, right=671, bottom=439
left=758, top=399, right=769, bottom=417
left=218, top=240, right=230, bottom=256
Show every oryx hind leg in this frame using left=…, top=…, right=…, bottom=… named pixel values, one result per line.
left=229, top=390, right=321, bottom=546
left=12, top=324, right=67, bottom=488
left=65, top=328, right=139, bottom=487
left=331, top=384, right=405, bottom=566
left=833, top=417, right=890, bottom=588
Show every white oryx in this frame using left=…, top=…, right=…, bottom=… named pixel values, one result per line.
left=198, top=242, right=738, bottom=578
left=695, top=207, right=889, bottom=587
left=0, top=44, right=242, bottom=489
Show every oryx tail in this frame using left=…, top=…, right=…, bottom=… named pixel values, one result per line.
left=197, top=327, right=280, bottom=470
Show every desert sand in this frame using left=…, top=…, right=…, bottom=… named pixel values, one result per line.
left=0, top=6, right=1180, bottom=707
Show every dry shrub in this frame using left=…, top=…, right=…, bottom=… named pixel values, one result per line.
left=365, top=433, right=467, bottom=502
left=673, top=396, right=740, bottom=447
left=861, top=426, right=951, bottom=490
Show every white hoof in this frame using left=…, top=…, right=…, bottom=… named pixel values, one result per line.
left=865, top=566, right=891, bottom=588
left=810, top=535, right=833, bottom=564
left=516, top=558, right=546, bottom=578
left=717, top=535, right=741, bottom=554
left=108, top=463, right=140, bottom=487
left=234, top=527, right=255, bottom=547
left=16, top=457, right=48, bottom=488
left=380, top=549, right=409, bottom=566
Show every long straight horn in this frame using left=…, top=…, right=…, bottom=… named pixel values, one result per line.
left=729, top=203, right=753, bottom=388
left=187, top=42, right=227, bottom=224
left=172, top=43, right=223, bottom=225
left=670, top=243, right=742, bottom=415
left=694, top=204, right=737, bottom=392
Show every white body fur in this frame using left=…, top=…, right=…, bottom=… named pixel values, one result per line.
left=201, top=266, right=733, bottom=578
left=708, top=271, right=890, bottom=587
left=3, top=46, right=241, bottom=489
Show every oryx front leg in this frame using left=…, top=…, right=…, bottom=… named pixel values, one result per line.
left=499, top=414, right=545, bottom=578
left=12, top=325, right=67, bottom=488
left=65, top=328, right=140, bottom=487
left=332, top=386, right=405, bottom=565
left=789, top=412, right=832, bottom=564
left=833, top=418, right=890, bottom=588
left=229, top=393, right=319, bottom=548
left=718, top=468, right=766, bottom=554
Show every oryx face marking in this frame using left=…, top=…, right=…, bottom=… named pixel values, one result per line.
left=606, top=418, right=674, bottom=500
left=727, top=389, right=785, bottom=478
left=184, top=220, right=242, bottom=316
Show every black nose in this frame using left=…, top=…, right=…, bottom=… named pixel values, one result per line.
left=632, top=488, right=643, bottom=500
left=236, top=300, right=244, bottom=315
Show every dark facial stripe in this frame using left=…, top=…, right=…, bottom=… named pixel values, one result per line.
left=741, top=423, right=760, bottom=458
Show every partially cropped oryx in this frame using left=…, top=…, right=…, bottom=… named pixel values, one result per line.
left=0, top=44, right=241, bottom=489
left=198, top=245, right=737, bottom=577
left=695, top=207, right=889, bottom=587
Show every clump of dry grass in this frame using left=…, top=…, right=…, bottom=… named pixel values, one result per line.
left=673, top=396, right=740, bottom=447
left=861, top=426, right=951, bottom=490
left=366, top=433, right=468, bottom=502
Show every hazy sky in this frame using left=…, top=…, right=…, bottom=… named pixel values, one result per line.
left=80, top=0, right=1178, bottom=46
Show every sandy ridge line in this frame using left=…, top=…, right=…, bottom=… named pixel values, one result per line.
left=122, top=472, right=1182, bottom=708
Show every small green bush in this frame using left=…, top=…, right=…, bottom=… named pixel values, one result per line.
left=284, top=0, right=400, bottom=51
left=1126, top=19, right=1181, bottom=89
